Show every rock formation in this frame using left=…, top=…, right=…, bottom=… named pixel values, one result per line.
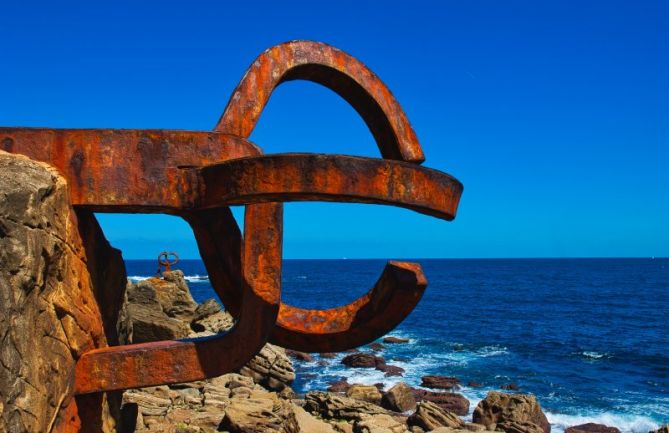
left=0, top=151, right=126, bottom=432
left=473, top=391, right=551, bottom=433
left=408, top=401, right=464, bottom=431
left=381, top=382, right=416, bottom=412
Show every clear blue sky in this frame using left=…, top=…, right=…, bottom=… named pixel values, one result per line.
left=2, top=1, right=667, bottom=258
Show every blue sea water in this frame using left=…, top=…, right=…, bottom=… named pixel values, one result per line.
left=125, top=258, right=669, bottom=433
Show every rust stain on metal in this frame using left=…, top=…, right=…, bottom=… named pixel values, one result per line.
left=0, top=41, right=463, bottom=397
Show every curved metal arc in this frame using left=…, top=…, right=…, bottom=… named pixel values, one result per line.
left=74, top=203, right=282, bottom=394
left=197, top=153, right=463, bottom=221
left=271, top=261, right=427, bottom=353
left=215, top=40, right=424, bottom=163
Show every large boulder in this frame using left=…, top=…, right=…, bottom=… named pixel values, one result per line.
left=473, top=391, right=550, bottom=433
left=408, top=401, right=464, bottom=431
left=0, top=151, right=125, bottom=432
left=121, top=280, right=191, bottom=343
left=382, top=382, right=416, bottom=412
left=565, top=424, right=621, bottom=433
left=413, top=390, right=469, bottom=415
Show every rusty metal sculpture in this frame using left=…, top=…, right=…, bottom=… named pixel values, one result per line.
left=0, top=41, right=463, bottom=395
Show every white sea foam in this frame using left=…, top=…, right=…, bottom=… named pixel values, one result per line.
left=579, top=351, right=610, bottom=360
left=546, top=411, right=660, bottom=433
left=127, top=274, right=209, bottom=283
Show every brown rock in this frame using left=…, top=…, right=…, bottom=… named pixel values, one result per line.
left=376, top=364, right=405, bottom=377
left=305, top=391, right=389, bottom=421
left=501, top=383, right=520, bottom=391
left=369, top=342, right=385, bottom=351
left=382, top=382, right=416, bottom=412
left=219, top=388, right=298, bottom=433
left=124, top=302, right=191, bottom=343
left=421, top=375, right=461, bottom=390
left=342, top=353, right=385, bottom=368
left=328, top=379, right=351, bottom=393
left=354, top=414, right=406, bottom=433
left=193, top=298, right=221, bottom=321
left=408, top=401, right=464, bottom=431
left=383, top=336, right=410, bottom=344
left=346, top=385, right=383, bottom=405
left=473, top=391, right=550, bottom=433
left=294, top=404, right=336, bottom=433
left=286, top=349, right=314, bottom=362
left=413, top=390, right=469, bottom=416
left=650, top=426, right=669, bottom=433
left=239, top=343, right=296, bottom=391
left=321, top=352, right=337, bottom=359
left=565, top=424, right=621, bottom=433
left=468, top=381, right=483, bottom=388
left=498, top=421, right=546, bottom=433
left=0, top=151, right=124, bottom=432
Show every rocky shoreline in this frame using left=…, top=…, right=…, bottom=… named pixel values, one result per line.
left=118, top=272, right=669, bottom=433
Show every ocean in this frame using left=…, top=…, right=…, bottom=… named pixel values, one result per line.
left=125, top=258, right=669, bottom=433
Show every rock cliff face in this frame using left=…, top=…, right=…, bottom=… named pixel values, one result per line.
left=0, top=151, right=126, bottom=432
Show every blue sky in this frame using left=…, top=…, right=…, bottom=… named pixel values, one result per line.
left=1, top=1, right=667, bottom=258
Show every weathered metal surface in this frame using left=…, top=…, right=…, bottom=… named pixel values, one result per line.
left=0, top=40, right=464, bottom=396
left=197, top=153, right=462, bottom=219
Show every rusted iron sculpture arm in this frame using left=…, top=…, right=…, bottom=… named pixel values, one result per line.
left=216, top=40, right=424, bottom=163
left=75, top=203, right=282, bottom=394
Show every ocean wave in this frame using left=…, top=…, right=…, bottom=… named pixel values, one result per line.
left=127, top=274, right=210, bottom=283
left=546, top=411, right=660, bottom=433
left=577, top=351, right=611, bottom=360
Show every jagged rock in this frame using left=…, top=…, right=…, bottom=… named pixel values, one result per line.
left=305, top=391, right=389, bottom=421
left=382, top=382, right=416, bottom=412
left=239, top=343, right=296, bottom=391
left=408, top=401, right=464, bottom=431
left=159, top=270, right=199, bottom=318
left=501, top=383, right=520, bottom=391
left=413, top=390, right=469, bottom=415
left=382, top=336, right=410, bottom=344
left=346, top=385, right=383, bottom=405
left=421, top=375, right=460, bottom=390
left=473, top=391, right=550, bottom=433
left=0, top=151, right=124, bottom=432
left=342, top=353, right=385, bottom=368
left=650, top=426, right=669, bottom=433
left=565, top=424, right=621, bottom=433
left=193, top=298, right=222, bottom=321
left=354, top=414, right=406, bottom=433
left=124, top=373, right=261, bottom=432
